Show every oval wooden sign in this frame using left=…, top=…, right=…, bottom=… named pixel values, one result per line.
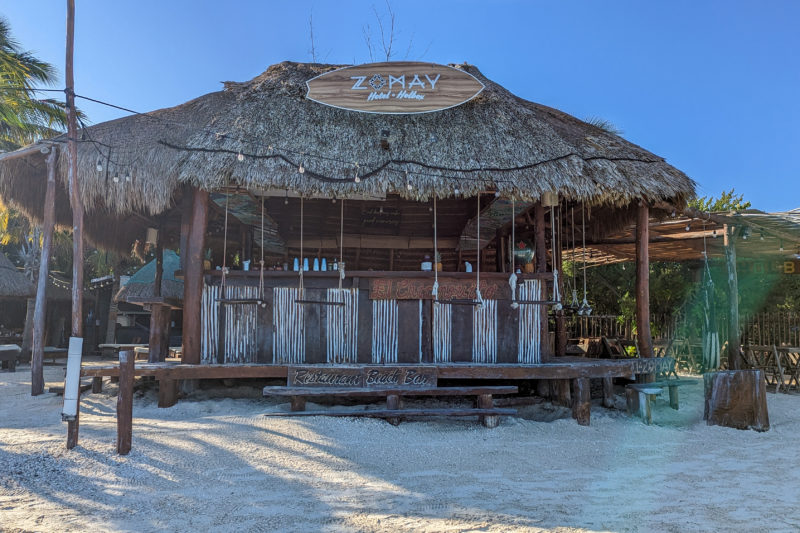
left=306, top=61, right=485, bottom=114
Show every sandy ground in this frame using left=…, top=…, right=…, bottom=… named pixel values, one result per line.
left=1, top=364, right=800, bottom=533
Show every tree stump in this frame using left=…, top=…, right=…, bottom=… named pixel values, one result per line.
left=704, top=370, right=769, bottom=432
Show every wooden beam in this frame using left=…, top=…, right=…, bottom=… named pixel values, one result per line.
left=636, top=201, right=654, bottom=359
left=148, top=304, right=171, bottom=363
left=724, top=225, right=742, bottom=369
left=182, top=188, right=209, bottom=364
left=117, top=350, right=134, bottom=455
left=31, top=147, right=57, bottom=396
left=286, top=234, right=459, bottom=250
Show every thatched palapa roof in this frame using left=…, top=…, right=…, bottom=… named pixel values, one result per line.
left=0, top=61, right=695, bottom=251
left=115, top=249, right=183, bottom=307
left=0, top=252, right=34, bottom=298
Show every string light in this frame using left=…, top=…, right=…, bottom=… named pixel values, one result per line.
left=237, top=151, right=244, bottom=162
left=298, top=162, right=305, bottom=174
left=96, top=159, right=103, bottom=172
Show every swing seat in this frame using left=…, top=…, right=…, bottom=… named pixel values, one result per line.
left=515, top=299, right=561, bottom=306
left=437, top=299, right=484, bottom=306
left=216, top=298, right=265, bottom=306
left=294, top=299, right=346, bottom=306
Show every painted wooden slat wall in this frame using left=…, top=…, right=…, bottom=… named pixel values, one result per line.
left=433, top=302, right=452, bottom=363
left=472, top=300, right=498, bottom=363
left=273, top=287, right=305, bottom=364
left=372, top=299, right=398, bottom=363
left=518, top=280, right=542, bottom=364
left=200, top=283, right=219, bottom=364
left=326, top=288, right=359, bottom=364
left=222, top=286, right=260, bottom=363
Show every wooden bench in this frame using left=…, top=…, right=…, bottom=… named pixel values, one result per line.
left=0, top=344, right=21, bottom=372
left=43, top=346, right=69, bottom=365
left=262, top=385, right=519, bottom=427
left=625, top=380, right=695, bottom=424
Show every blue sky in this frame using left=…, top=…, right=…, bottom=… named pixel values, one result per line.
left=3, top=0, right=798, bottom=211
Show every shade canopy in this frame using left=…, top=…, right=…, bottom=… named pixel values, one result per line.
left=0, top=61, right=696, bottom=252
left=115, top=249, right=183, bottom=306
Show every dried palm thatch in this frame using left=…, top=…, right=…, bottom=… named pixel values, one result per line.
left=0, top=61, right=695, bottom=249
left=0, top=252, right=34, bottom=298
left=114, top=249, right=182, bottom=305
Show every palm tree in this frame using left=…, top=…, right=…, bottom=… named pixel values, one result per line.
left=0, top=17, right=68, bottom=151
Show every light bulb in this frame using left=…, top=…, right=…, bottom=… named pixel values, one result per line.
left=454, top=188, right=460, bottom=195
left=332, top=198, right=336, bottom=204
left=299, top=163, right=305, bottom=174
left=712, top=230, right=717, bottom=238
left=96, top=161, right=103, bottom=172
left=407, top=182, right=413, bottom=190
left=354, top=176, right=361, bottom=183
left=237, top=152, right=244, bottom=162
left=685, top=225, right=691, bottom=231
left=495, top=191, right=500, bottom=197
left=112, top=175, right=119, bottom=183
left=125, top=173, right=131, bottom=182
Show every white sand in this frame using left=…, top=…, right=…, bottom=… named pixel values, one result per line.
left=2, top=364, right=799, bottom=533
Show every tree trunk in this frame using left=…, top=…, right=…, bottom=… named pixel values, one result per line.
left=724, top=224, right=742, bottom=369
left=182, top=188, right=209, bottom=364
left=20, top=298, right=35, bottom=361
left=635, top=200, right=653, bottom=359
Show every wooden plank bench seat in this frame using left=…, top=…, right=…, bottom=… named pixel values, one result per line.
left=263, top=385, right=519, bottom=427
left=625, top=380, right=696, bottom=424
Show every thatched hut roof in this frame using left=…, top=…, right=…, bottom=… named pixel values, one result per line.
left=114, top=249, right=182, bottom=307
left=0, top=252, right=34, bottom=298
left=0, top=61, right=695, bottom=250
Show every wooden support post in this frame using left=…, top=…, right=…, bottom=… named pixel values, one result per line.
left=179, top=190, right=192, bottom=270
left=572, top=378, right=591, bottom=425
left=495, top=230, right=506, bottom=273
left=386, top=393, right=401, bottom=426
left=724, top=225, right=742, bottom=370
left=704, top=370, right=769, bottom=431
left=478, top=393, right=499, bottom=428
left=31, top=147, right=58, bottom=396
left=554, top=379, right=571, bottom=407
left=290, top=396, right=306, bottom=412
left=534, top=202, right=547, bottom=273
left=117, top=350, right=134, bottom=454
left=65, top=0, right=82, bottom=450
left=635, top=200, right=654, bottom=360
left=182, top=188, right=209, bottom=364
left=668, top=385, right=679, bottom=410
left=536, top=379, right=551, bottom=399
left=158, top=378, right=178, bottom=408
left=602, top=377, right=615, bottom=408
left=148, top=304, right=171, bottom=363
left=91, top=376, right=103, bottom=394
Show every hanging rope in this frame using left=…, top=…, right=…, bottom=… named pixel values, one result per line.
left=221, top=178, right=230, bottom=294
left=258, top=194, right=265, bottom=303
left=299, top=195, right=304, bottom=292
left=549, top=200, right=562, bottom=311
left=475, top=193, right=482, bottom=306
left=338, top=198, right=345, bottom=289
left=509, top=196, right=518, bottom=309
left=579, top=202, right=592, bottom=316
left=432, top=194, right=439, bottom=301
left=570, top=206, right=578, bottom=308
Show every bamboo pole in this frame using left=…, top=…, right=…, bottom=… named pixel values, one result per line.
left=31, top=147, right=58, bottom=396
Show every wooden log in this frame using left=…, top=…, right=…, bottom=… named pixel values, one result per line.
left=635, top=201, right=654, bottom=360
left=262, top=408, right=517, bottom=418
left=182, top=188, right=209, bottom=364
left=602, top=377, right=615, bottom=408
left=724, top=225, right=742, bottom=369
left=148, top=304, right=171, bottom=363
left=668, top=385, right=679, bottom=410
left=704, top=370, right=769, bottom=431
left=31, top=147, right=58, bottom=396
left=91, top=376, right=103, bottom=394
left=386, top=393, right=401, bottom=426
left=158, top=378, right=178, bottom=408
left=117, top=350, right=134, bottom=454
left=572, top=377, right=591, bottom=426
left=478, top=393, right=499, bottom=428
left=555, top=378, right=571, bottom=407
left=290, top=396, right=306, bottom=412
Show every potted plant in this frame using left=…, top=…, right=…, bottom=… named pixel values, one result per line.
left=203, top=248, right=212, bottom=270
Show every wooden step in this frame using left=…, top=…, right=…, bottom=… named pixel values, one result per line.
left=262, top=407, right=517, bottom=418
left=262, top=385, right=518, bottom=397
